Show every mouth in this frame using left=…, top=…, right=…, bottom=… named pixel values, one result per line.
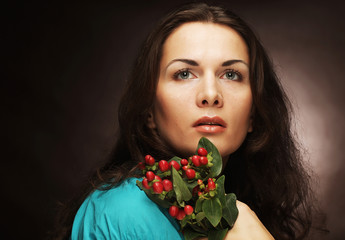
left=196, top=122, right=223, bottom=127
left=193, top=116, right=226, bottom=133
left=193, top=116, right=227, bottom=127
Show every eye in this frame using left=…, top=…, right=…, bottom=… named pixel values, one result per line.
left=173, top=69, right=196, bottom=80
left=178, top=71, right=190, bottom=79
left=221, top=70, right=242, bottom=81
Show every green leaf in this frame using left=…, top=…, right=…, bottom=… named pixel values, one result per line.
left=183, top=227, right=207, bottom=240
left=208, top=228, right=228, bottom=240
left=181, top=215, right=189, bottom=228
left=145, top=191, right=171, bottom=208
left=136, top=180, right=144, bottom=190
left=189, top=223, right=207, bottom=234
left=202, top=197, right=222, bottom=227
left=195, top=198, right=204, bottom=213
left=136, top=180, right=171, bottom=208
left=172, top=167, right=192, bottom=205
left=169, top=156, right=182, bottom=163
left=215, top=175, right=226, bottom=206
left=195, top=212, right=206, bottom=222
left=157, top=171, right=171, bottom=178
left=166, top=189, right=175, bottom=199
left=186, top=181, right=199, bottom=193
left=197, top=137, right=222, bottom=177
left=223, top=193, right=238, bottom=227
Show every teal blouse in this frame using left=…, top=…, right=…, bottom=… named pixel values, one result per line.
left=71, top=177, right=184, bottom=240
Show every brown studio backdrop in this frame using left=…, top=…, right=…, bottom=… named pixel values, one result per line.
left=3, top=0, right=345, bottom=239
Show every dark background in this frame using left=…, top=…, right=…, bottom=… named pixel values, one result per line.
left=3, top=0, right=345, bottom=239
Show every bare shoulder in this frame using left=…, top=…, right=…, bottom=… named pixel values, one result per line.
left=223, top=200, right=275, bottom=240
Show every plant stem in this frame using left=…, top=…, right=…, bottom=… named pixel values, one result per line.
left=199, top=220, right=207, bottom=231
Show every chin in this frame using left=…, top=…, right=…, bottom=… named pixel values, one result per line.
left=174, top=144, right=199, bottom=158
left=206, top=138, right=237, bottom=158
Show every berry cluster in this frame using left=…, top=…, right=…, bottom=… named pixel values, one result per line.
left=138, top=147, right=215, bottom=209
left=137, top=147, right=214, bottom=220
left=195, top=178, right=216, bottom=197
left=140, top=155, right=178, bottom=194
left=136, top=137, right=238, bottom=240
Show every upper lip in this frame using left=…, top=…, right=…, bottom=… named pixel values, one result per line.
left=193, top=116, right=227, bottom=127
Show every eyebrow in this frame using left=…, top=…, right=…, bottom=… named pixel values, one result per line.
left=222, top=59, right=249, bottom=67
left=166, top=59, right=198, bottom=68
left=166, top=58, right=249, bottom=69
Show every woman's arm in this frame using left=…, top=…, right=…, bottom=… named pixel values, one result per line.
left=224, top=201, right=274, bottom=240
left=199, top=200, right=274, bottom=240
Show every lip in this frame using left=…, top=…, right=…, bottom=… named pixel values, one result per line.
left=193, top=116, right=227, bottom=133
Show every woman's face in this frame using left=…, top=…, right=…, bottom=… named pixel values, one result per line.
left=151, top=22, right=253, bottom=161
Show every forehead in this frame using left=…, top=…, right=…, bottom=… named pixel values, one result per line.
left=161, top=22, right=249, bottom=65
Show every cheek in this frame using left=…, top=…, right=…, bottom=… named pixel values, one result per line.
left=153, top=88, right=183, bottom=134
left=233, top=92, right=253, bottom=131
left=153, top=84, right=197, bottom=156
left=232, top=88, right=252, bottom=117
left=221, top=90, right=253, bottom=154
left=154, top=83, right=193, bottom=127
left=154, top=91, right=174, bottom=125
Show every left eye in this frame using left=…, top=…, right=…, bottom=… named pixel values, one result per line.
left=173, top=69, right=196, bottom=80
left=178, top=71, right=191, bottom=79
left=221, top=71, right=240, bottom=80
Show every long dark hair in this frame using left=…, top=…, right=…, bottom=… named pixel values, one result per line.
left=52, top=2, right=322, bottom=240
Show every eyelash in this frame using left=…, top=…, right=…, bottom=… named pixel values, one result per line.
left=172, top=68, right=243, bottom=80
left=172, top=68, right=193, bottom=80
left=221, top=69, right=243, bottom=81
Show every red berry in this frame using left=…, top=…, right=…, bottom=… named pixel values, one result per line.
left=200, top=156, right=208, bottom=165
left=145, top=155, right=155, bottom=166
left=192, top=186, right=200, bottom=196
left=154, top=175, right=162, bottom=182
left=180, top=159, right=188, bottom=166
left=146, top=171, right=155, bottom=182
left=192, top=155, right=201, bottom=167
left=208, top=181, right=216, bottom=190
left=176, top=209, right=186, bottom=220
left=197, top=147, right=208, bottom=156
left=158, top=160, right=169, bottom=172
left=169, top=206, right=179, bottom=218
left=142, top=178, right=151, bottom=189
left=197, top=179, right=203, bottom=185
left=198, top=191, right=203, bottom=197
left=138, top=162, right=146, bottom=170
left=184, top=205, right=193, bottom=215
left=153, top=182, right=163, bottom=194
left=169, top=160, right=180, bottom=171
left=182, top=165, right=189, bottom=171
left=185, top=169, right=196, bottom=179
left=208, top=178, right=214, bottom=182
left=162, top=179, right=173, bottom=192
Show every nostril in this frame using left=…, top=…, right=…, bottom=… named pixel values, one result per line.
left=214, top=100, right=219, bottom=105
left=202, top=100, right=208, bottom=105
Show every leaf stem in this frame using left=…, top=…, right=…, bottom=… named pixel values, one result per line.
left=219, top=220, right=224, bottom=229
left=199, top=220, right=208, bottom=231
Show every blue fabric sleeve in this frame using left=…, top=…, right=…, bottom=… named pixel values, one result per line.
left=71, top=178, right=184, bottom=240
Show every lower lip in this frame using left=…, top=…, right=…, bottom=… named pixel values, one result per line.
left=194, top=125, right=226, bottom=133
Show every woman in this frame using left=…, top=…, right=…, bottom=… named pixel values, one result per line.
left=53, top=2, right=320, bottom=240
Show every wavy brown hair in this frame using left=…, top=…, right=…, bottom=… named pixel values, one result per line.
left=51, top=2, right=324, bottom=240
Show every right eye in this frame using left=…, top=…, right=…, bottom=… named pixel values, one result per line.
left=173, top=69, right=196, bottom=80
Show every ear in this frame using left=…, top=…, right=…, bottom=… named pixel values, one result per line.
left=147, top=111, right=156, bottom=129
left=247, top=118, right=253, bottom=133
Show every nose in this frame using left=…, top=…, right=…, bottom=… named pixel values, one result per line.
left=196, top=75, right=223, bottom=108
